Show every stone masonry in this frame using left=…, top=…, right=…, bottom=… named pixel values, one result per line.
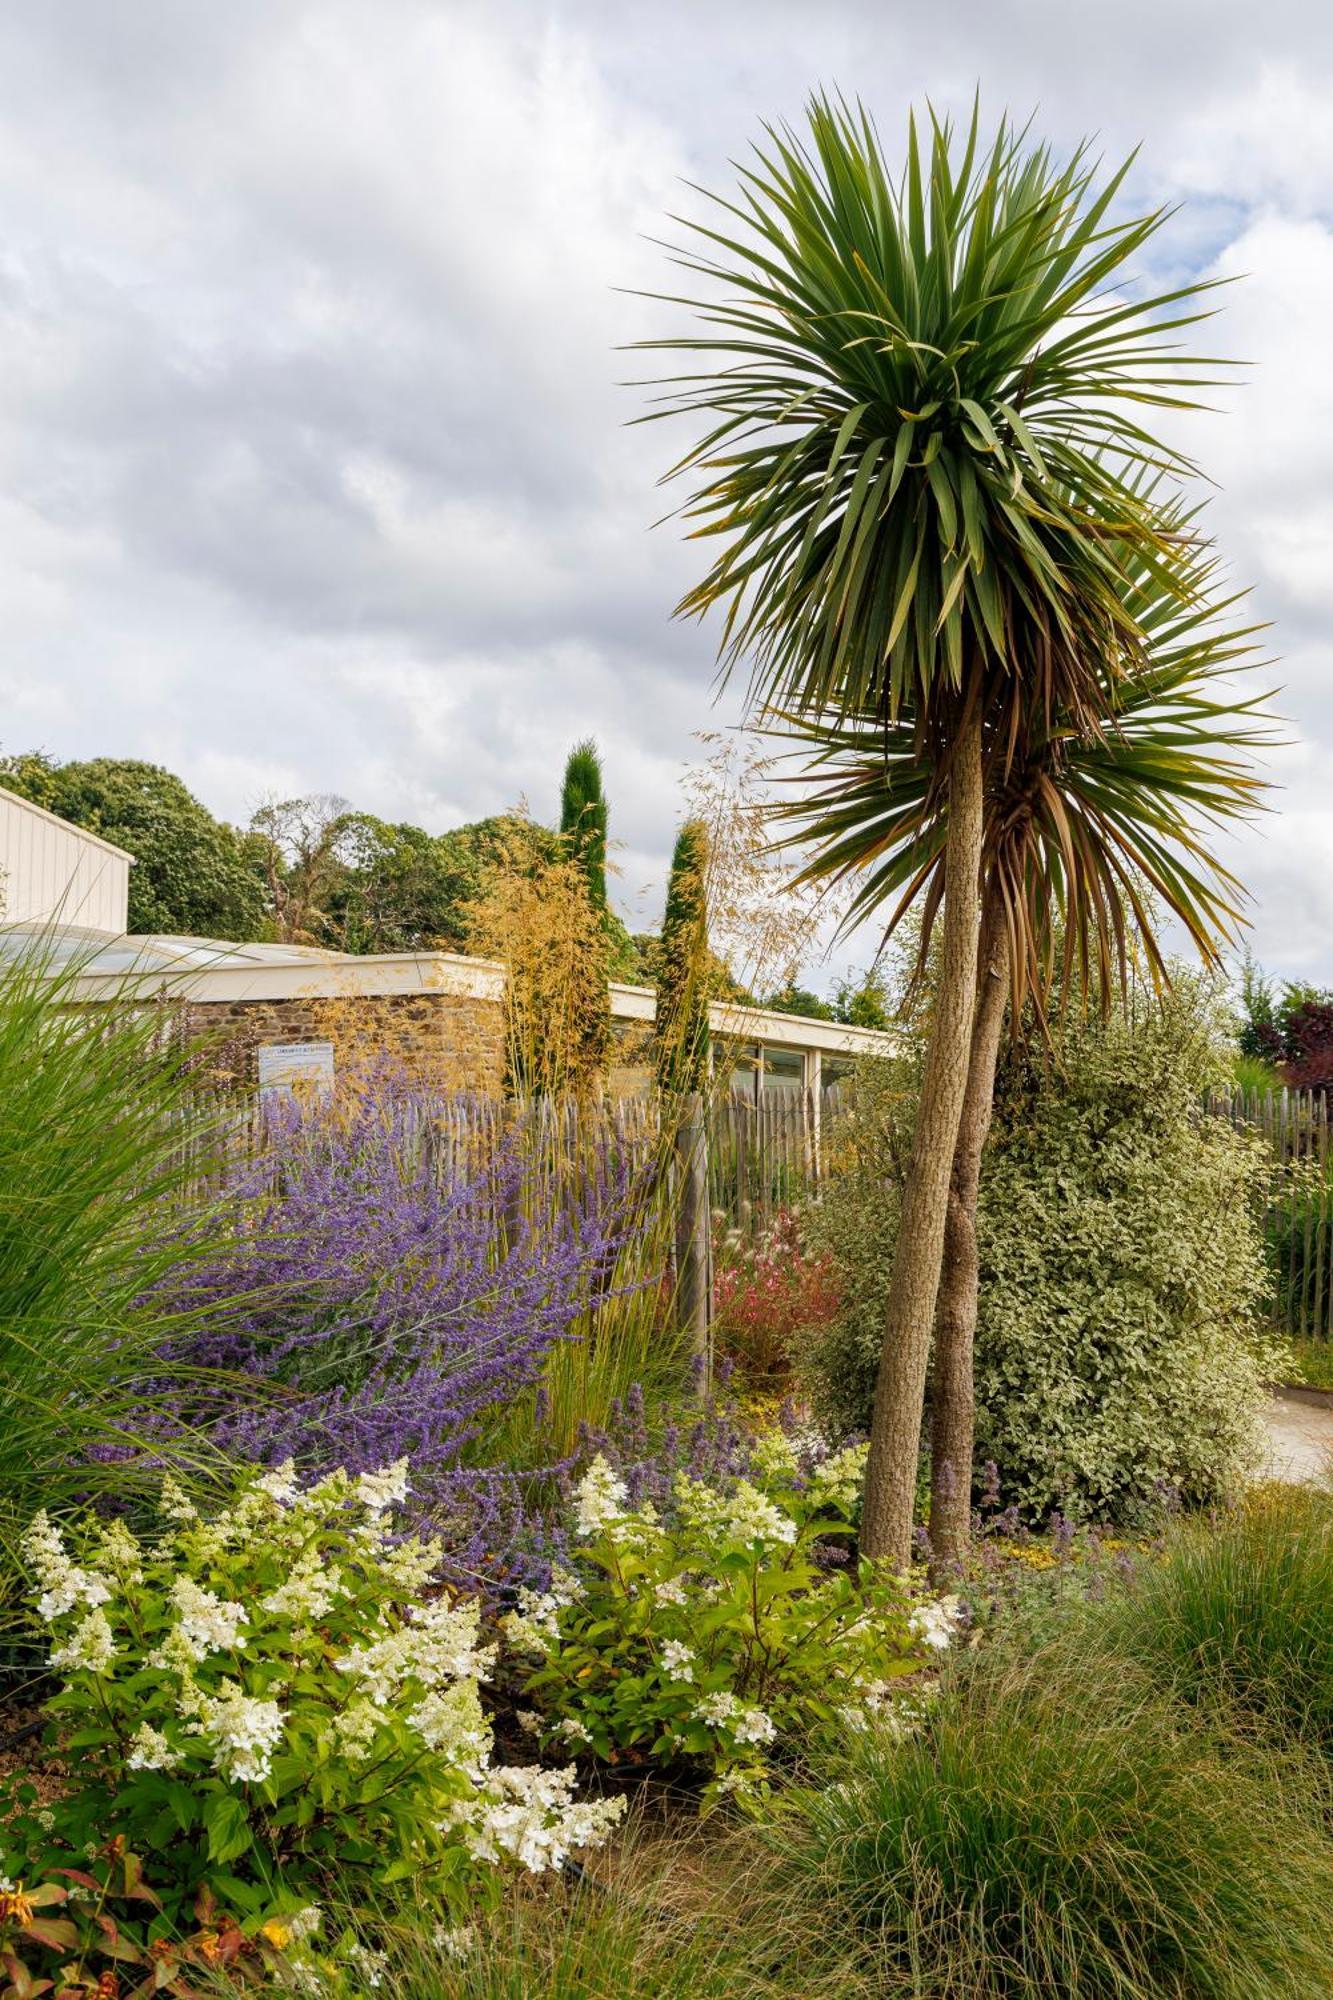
left=187, top=990, right=506, bottom=1095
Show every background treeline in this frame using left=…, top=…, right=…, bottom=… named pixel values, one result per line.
left=0, top=745, right=886, bottom=1024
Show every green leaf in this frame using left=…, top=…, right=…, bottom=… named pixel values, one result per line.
left=202, top=1792, right=252, bottom=1866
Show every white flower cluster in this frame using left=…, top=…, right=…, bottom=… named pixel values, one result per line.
left=499, top=1568, right=583, bottom=1656
left=808, top=1441, right=870, bottom=1514
left=909, top=1595, right=963, bottom=1652
left=356, top=1459, right=411, bottom=1514
left=21, top=1511, right=114, bottom=1622
left=194, top=1681, right=287, bottom=1785
left=691, top=1689, right=776, bottom=1745
left=49, top=1608, right=116, bottom=1676
left=337, top=1595, right=495, bottom=1706
left=163, top=1576, right=248, bottom=1662
left=840, top=1679, right=939, bottom=1739
left=660, top=1639, right=695, bottom=1683
left=674, top=1475, right=797, bottom=1550
left=261, top=1554, right=344, bottom=1623
left=125, top=1721, right=184, bottom=1771
left=573, top=1455, right=629, bottom=1536
left=409, top=1681, right=492, bottom=1775
left=450, top=1764, right=626, bottom=1873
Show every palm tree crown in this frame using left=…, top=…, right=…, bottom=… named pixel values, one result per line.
left=642, top=97, right=1229, bottom=759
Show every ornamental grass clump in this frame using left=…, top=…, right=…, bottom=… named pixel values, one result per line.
left=743, top=1647, right=1333, bottom=1998
left=508, top=1438, right=952, bottom=1806
left=3, top=1462, right=625, bottom=1978
left=1081, top=1482, right=1333, bottom=1757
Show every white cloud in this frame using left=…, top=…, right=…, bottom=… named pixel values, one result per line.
left=0, top=0, right=1331, bottom=987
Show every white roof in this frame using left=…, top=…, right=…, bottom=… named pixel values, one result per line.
left=1, top=926, right=895, bottom=1056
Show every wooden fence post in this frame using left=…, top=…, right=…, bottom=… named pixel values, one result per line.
left=673, top=1090, right=713, bottom=1387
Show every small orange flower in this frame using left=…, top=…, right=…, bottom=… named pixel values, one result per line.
left=95, top=1972, right=120, bottom=1999
left=195, top=1930, right=222, bottom=1964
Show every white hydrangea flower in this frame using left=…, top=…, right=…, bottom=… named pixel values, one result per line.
left=94, top=1519, right=144, bottom=1583
left=653, top=1576, right=689, bottom=1607
left=159, top=1476, right=199, bottom=1524
left=452, top=1765, right=626, bottom=1873
left=555, top=1716, right=593, bottom=1748
left=808, top=1441, right=870, bottom=1513
left=256, top=1461, right=301, bottom=1506
left=166, top=1576, right=248, bottom=1661
left=675, top=1476, right=798, bottom=1549
left=337, top=1595, right=493, bottom=1703
left=330, top=1701, right=387, bottom=1766
left=50, top=1608, right=115, bottom=1676
left=692, top=1690, right=739, bottom=1727
left=356, top=1460, right=411, bottom=1514
left=195, top=1681, right=286, bottom=1785
left=909, top=1595, right=962, bottom=1652
left=516, top=1709, right=543, bottom=1735
left=573, top=1455, right=629, bottom=1537
left=287, top=1905, right=323, bottom=1943
left=750, top=1430, right=801, bottom=1480
left=126, top=1722, right=184, bottom=1771
left=731, top=1704, right=776, bottom=1747
left=379, top=1535, right=444, bottom=1595
left=22, top=1511, right=114, bottom=1623
left=261, top=1558, right=343, bottom=1622
left=408, top=1682, right=492, bottom=1773
left=660, top=1639, right=695, bottom=1683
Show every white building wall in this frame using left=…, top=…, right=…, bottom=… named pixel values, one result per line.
left=0, top=789, right=131, bottom=932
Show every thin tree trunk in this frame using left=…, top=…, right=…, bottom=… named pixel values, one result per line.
left=928, top=888, right=1009, bottom=1567
left=861, top=709, right=985, bottom=1566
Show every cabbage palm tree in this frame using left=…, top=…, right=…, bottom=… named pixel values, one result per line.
left=644, top=96, right=1228, bottom=1561
left=768, top=520, right=1273, bottom=1558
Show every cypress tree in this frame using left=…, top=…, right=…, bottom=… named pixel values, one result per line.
left=655, top=818, right=711, bottom=1094
left=559, top=739, right=608, bottom=912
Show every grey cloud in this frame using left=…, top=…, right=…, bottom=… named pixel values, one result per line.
left=1, top=0, right=1331, bottom=982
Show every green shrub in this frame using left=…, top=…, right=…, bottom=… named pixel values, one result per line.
left=2, top=1463, right=625, bottom=1956
left=802, top=982, right=1287, bottom=1518
left=746, top=1649, right=1333, bottom=1998
left=508, top=1441, right=947, bottom=1806
left=1082, top=1484, right=1333, bottom=1755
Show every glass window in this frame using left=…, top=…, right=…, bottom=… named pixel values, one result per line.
left=762, top=1045, right=804, bottom=1093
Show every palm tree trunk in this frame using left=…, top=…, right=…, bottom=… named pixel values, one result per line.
left=928, top=888, right=1008, bottom=1567
left=860, top=708, right=985, bottom=1566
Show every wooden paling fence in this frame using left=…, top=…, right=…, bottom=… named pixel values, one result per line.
left=1208, top=1087, right=1333, bottom=1342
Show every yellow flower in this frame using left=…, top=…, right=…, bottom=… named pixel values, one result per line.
left=0, top=1883, right=35, bottom=1926
left=260, top=1918, right=292, bottom=1949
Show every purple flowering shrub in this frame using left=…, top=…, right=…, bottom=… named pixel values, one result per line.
left=165, top=1079, right=644, bottom=1505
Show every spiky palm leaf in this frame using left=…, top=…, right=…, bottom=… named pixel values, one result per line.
left=640, top=95, right=1230, bottom=754
left=766, top=522, right=1274, bottom=1013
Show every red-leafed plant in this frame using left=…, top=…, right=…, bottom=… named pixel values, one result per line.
left=713, top=1210, right=841, bottom=1383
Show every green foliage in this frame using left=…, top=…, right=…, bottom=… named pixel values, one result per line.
left=509, top=1442, right=937, bottom=1807
left=762, top=984, right=835, bottom=1021
left=0, top=753, right=263, bottom=939
left=830, top=967, right=891, bottom=1031
left=1288, top=1337, right=1333, bottom=1390
left=4, top=1466, right=625, bottom=1946
left=646, top=99, right=1222, bottom=743
left=749, top=1647, right=1333, bottom=1998
left=975, top=988, right=1286, bottom=1517
left=0, top=939, right=235, bottom=1592
left=0, top=1845, right=295, bottom=1995
left=558, top=741, right=608, bottom=913
left=801, top=981, right=1286, bottom=1519
left=1082, top=1485, right=1333, bottom=1756
left=654, top=820, right=711, bottom=1094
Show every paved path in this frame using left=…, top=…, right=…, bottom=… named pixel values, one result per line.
left=1261, top=1390, right=1333, bottom=1484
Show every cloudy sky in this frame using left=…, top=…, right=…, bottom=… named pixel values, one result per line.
left=1, top=0, right=1331, bottom=985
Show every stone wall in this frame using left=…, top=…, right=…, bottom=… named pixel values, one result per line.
left=187, top=990, right=506, bottom=1095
